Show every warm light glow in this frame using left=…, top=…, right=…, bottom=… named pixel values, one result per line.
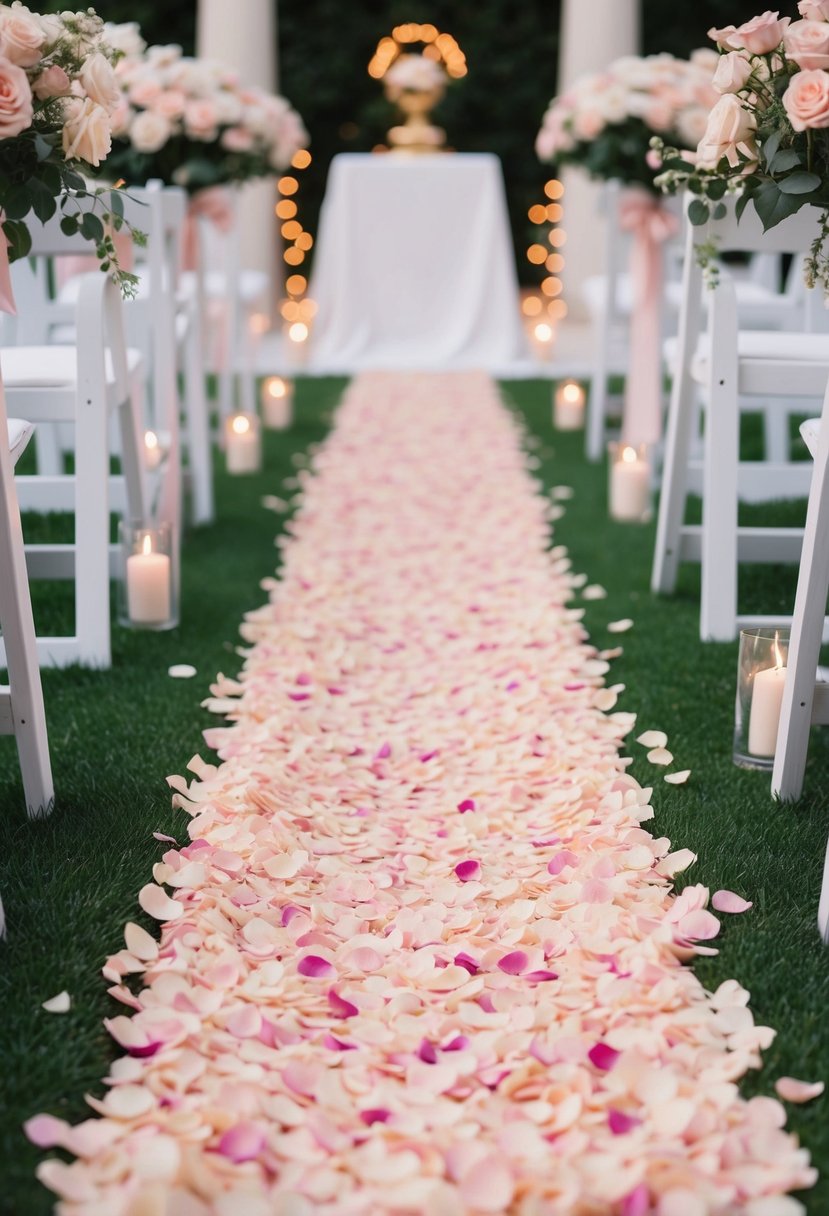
left=276, top=199, right=297, bottom=219
left=281, top=220, right=302, bottom=240
left=527, top=243, right=548, bottom=265
left=544, top=179, right=564, bottom=200
left=522, top=296, right=542, bottom=316
left=284, top=248, right=305, bottom=266
left=622, top=445, right=638, bottom=464
left=773, top=631, right=784, bottom=670
left=249, top=312, right=270, bottom=336
left=278, top=176, right=299, bottom=196
left=548, top=299, right=568, bottom=320
left=546, top=203, right=564, bottom=223
left=286, top=274, right=307, bottom=296
left=560, top=381, right=583, bottom=405
left=291, top=149, right=312, bottom=170
left=295, top=232, right=313, bottom=252
left=544, top=275, right=563, bottom=297
left=369, top=24, right=467, bottom=79
left=231, top=414, right=252, bottom=436
left=528, top=204, right=547, bottom=224
left=141, top=534, right=152, bottom=557
left=289, top=322, right=309, bottom=343
left=281, top=300, right=299, bottom=320
left=144, top=430, right=158, bottom=452
left=300, top=298, right=318, bottom=318
left=264, top=376, right=287, bottom=400
left=548, top=230, right=567, bottom=248
left=547, top=252, right=565, bottom=272
left=534, top=322, right=554, bottom=343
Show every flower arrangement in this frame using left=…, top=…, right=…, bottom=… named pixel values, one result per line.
left=536, top=52, right=720, bottom=192
left=383, top=53, right=447, bottom=97
left=655, top=6, right=829, bottom=289
left=102, top=28, right=307, bottom=192
left=0, top=3, right=137, bottom=295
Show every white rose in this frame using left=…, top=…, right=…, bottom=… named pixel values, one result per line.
left=712, top=50, right=753, bottom=94
left=103, top=21, right=146, bottom=58
left=62, top=97, right=112, bottom=167
left=80, top=52, right=120, bottom=114
left=130, top=108, right=171, bottom=153
left=695, top=93, right=758, bottom=169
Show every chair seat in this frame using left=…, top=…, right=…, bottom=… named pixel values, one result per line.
left=179, top=268, right=268, bottom=306
left=585, top=274, right=781, bottom=320
left=7, top=419, right=34, bottom=464
left=665, top=330, right=829, bottom=396
left=1, top=345, right=143, bottom=389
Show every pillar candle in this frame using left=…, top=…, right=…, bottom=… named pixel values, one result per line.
left=226, top=412, right=261, bottom=474
left=127, top=535, right=171, bottom=624
left=144, top=430, right=162, bottom=470
left=554, top=381, right=585, bottom=431
left=261, top=377, right=293, bottom=430
left=748, top=664, right=787, bottom=757
left=610, top=446, right=650, bottom=522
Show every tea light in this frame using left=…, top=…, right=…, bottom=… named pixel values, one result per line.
left=127, top=533, right=171, bottom=625
left=748, top=633, right=787, bottom=757
left=225, top=412, right=261, bottom=474
left=609, top=443, right=650, bottom=522
left=261, top=376, right=293, bottom=430
left=143, top=430, right=162, bottom=470
left=554, top=381, right=585, bottom=431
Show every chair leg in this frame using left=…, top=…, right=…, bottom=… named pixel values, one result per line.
left=763, top=400, right=790, bottom=464
left=700, top=368, right=740, bottom=641
left=74, top=381, right=112, bottom=668
left=651, top=375, right=698, bottom=596
left=34, top=423, right=62, bottom=476
left=586, top=310, right=610, bottom=463
left=183, top=312, right=215, bottom=525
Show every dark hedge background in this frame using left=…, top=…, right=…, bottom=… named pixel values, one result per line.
left=85, top=1, right=766, bottom=282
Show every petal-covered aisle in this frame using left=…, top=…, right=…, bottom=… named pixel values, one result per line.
left=30, top=373, right=815, bottom=1215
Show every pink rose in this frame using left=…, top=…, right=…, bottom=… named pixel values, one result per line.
left=695, top=93, right=758, bottom=168
left=0, top=8, right=45, bottom=68
left=62, top=97, right=112, bottom=167
left=728, top=11, right=791, bottom=54
left=712, top=50, right=753, bottom=93
left=184, top=99, right=218, bottom=141
left=709, top=24, right=739, bottom=49
left=151, top=89, right=186, bottom=120
left=128, top=77, right=162, bottom=108
left=129, top=109, right=171, bottom=153
left=31, top=63, right=70, bottom=101
left=799, top=0, right=829, bottom=18
left=0, top=54, right=33, bottom=137
left=221, top=125, right=255, bottom=152
left=79, top=52, right=120, bottom=114
left=784, top=19, right=829, bottom=69
left=109, top=95, right=132, bottom=138
left=782, top=66, right=829, bottom=129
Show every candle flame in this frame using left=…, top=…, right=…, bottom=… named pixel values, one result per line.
left=288, top=322, right=309, bottom=343
left=561, top=381, right=583, bottom=405
left=231, top=414, right=251, bottom=436
left=141, top=534, right=152, bottom=557
left=534, top=322, right=553, bottom=342
left=144, top=429, right=158, bottom=451
left=773, top=630, right=785, bottom=670
left=622, top=445, right=638, bottom=464
left=265, top=377, right=286, bottom=399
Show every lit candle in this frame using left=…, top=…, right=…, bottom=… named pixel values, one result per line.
left=609, top=444, right=650, bottom=522
left=261, top=376, right=293, bottom=430
left=127, top=533, right=171, bottom=625
left=144, top=430, right=162, bottom=470
left=554, top=380, right=585, bottom=431
left=748, top=634, right=787, bottom=757
left=533, top=321, right=554, bottom=361
left=225, top=412, right=262, bottom=474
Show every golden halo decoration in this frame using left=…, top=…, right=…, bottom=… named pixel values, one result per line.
left=368, top=23, right=467, bottom=81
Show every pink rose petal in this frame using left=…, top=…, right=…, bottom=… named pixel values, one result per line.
left=497, top=950, right=528, bottom=975
left=457, top=799, right=476, bottom=813
left=327, top=988, right=359, bottom=1018
left=775, top=1077, right=825, bottom=1103
left=454, top=859, right=481, bottom=882
left=217, top=1122, right=266, bottom=1163
left=297, top=954, right=335, bottom=979
left=588, top=1042, right=621, bottom=1071
left=712, top=889, right=753, bottom=914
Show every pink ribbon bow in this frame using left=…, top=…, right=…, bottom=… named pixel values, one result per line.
left=181, top=186, right=235, bottom=271
left=618, top=188, right=680, bottom=447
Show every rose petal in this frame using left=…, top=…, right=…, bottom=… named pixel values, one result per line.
left=712, top=889, right=753, bottom=914
left=497, top=950, right=528, bottom=975
left=454, top=859, right=481, bottom=882
left=647, top=747, right=673, bottom=766
left=41, top=991, right=71, bottom=1013
left=138, top=884, right=184, bottom=921
left=637, top=730, right=668, bottom=749
left=664, top=770, right=691, bottom=785
left=775, top=1077, right=825, bottom=1103
left=297, top=954, right=335, bottom=979
left=168, top=664, right=197, bottom=678
left=218, top=1122, right=266, bottom=1163
left=588, top=1042, right=620, bottom=1070
left=607, top=618, right=634, bottom=633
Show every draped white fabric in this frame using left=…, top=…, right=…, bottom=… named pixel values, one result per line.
left=308, top=154, right=530, bottom=372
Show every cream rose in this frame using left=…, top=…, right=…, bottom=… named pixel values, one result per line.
left=62, top=97, right=112, bottom=167
left=129, top=76, right=163, bottom=108
left=782, top=66, right=829, bottom=129
left=0, top=7, right=45, bottom=67
left=784, top=19, right=829, bottom=69
left=712, top=50, right=753, bottom=93
left=799, top=0, right=829, bottom=19
left=184, top=98, right=219, bottom=141
left=729, top=11, right=791, bottom=53
left=221, top=125, right=255, bottom=152
left=80, top=52, right=120, bottom=113
left=129, top=108, right=172, bottom=153
left=31, top=63, right=70, bottom=100
left=152, top=88, right=186, bottom=120
left=709, top=24, right=739, bottom=50
left=695, top=93, right=758, bottom=168
left=0, top=53, right=33, bottom=136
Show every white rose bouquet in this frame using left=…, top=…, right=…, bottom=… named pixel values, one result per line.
left=384, top=53, right=447, bottom=98
left=102, top=31, right=307, bottom=192
left=0, top=2, right=137, bottom=296
left=655, top=6, right=829, bottom=293
left=536, top=51, right=719, bottom=193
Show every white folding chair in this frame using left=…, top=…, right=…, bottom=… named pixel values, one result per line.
left=0, top=368, right=53, bottom=817
left=652, top=196, right=829, bottom=641
left=1, top=213, right=148, bottom=668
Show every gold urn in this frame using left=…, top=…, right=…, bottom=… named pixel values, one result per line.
left=383, top=54, right=447, bottom=154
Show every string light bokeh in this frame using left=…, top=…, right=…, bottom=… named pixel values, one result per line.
left=522, top=176, right=567, bottom=355
left=277, top=146, right=317, bottom=347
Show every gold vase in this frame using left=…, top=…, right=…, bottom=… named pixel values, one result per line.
left=385, top=83, right=446, bottom=154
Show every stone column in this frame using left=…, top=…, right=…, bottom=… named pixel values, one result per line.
left=557, top=0, right=640, bottom=317
left=196, top=0, right=280, bottom=316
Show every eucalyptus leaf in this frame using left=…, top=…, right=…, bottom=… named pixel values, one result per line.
left=778, top=171, right=821, bottom=195
left=687, top=198, right=709, bottom=226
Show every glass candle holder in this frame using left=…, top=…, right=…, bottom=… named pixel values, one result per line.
left=554, top=380, right=585, bottom=430
left=225, top=411, right=262, bottom=474
left=117, top=521, right=178, bottom=631
left=608, top=441, right=651, bottom=523
left=260, top=376, right=293, bottom=430
left=734, top=627, right=790, bottom=770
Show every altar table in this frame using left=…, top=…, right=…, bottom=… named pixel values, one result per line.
left=308, top=153, right=530, bottom=372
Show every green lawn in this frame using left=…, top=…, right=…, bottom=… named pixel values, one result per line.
left=0, top=376, right=827, bottom=1213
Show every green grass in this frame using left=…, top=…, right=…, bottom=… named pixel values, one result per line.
left=0, top=376, right=827, bottom=1212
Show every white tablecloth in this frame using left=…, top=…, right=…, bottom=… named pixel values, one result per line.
left=308, top=153, right=530, bottom=372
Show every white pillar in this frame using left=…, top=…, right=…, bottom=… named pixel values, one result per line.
left=557, top=0, right=640, bottom=318
left=197, top=0, right=280, bottom=316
